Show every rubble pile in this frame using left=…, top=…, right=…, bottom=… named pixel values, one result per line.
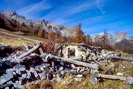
left=0, top=43, right=133, bottom=89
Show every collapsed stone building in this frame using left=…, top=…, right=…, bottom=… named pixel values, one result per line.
left=55, top=43, right=102, bottom=61
left=0, top=43, right=133, bottom=89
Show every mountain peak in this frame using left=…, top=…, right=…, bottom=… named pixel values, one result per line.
left=1, top=11, right=17, bottom=16
left=0, top=11, right=77, bottom=37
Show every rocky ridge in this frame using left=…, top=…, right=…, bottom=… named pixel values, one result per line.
left=0, top=11, right=76, bottom=37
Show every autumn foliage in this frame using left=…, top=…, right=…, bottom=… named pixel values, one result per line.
left=68, top=24, right=86, bottom=43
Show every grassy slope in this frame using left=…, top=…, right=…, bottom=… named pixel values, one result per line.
left=0, top=28, right=47, bottom=47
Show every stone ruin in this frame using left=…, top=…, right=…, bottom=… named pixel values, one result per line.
left=0, top=42, right=133, bottom=89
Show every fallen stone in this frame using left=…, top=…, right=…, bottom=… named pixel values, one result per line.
left=59, top=66, right=64, bottom=71
left=126, top=77, right=133, bottom=86
left=0, top=72, right=13, bottom=85
left=15, top=69, right=21, bottom=75
left=60, top=71, right=66, bottom=78
left=26, top=71, right=31, bottom=79
left=0, top=80, right=13, bottom=89
left=77, top=74, right=83, bottom=78
left=30, top=67, right=35, bottom=72
left=35, top=63, right=50, bottom=72
left=5, top=87, right=9, bottom=89
left=116, top=73, right=124, bottom=76
left=14, top=64, right=25, bottom=69
left=71, top=64, right=76, bottom=69
left=90, top=76, right=100, bottom=84
left=69, top=69, right=78, bottom=75
left=6, top=68, right=17, bottom=74
left=63, top=81, right=72, bottom=85
left=56, top=75, right=63, bottom=83
left=0, top=83, right=13, bottom=89
left=22, top=74, right=27, bottom=78
left=13, top=83, right=25, bottom=89
left=19, top=67, right=26, bottom=71
left=74, top=77, right=82, bottom=82
left=38, top=72, right=47, bottom=80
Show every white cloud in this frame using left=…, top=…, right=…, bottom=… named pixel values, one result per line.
left=95, top=0, right=106, bottom=14
left=17, top=0, right=51, bottom=18
left=43, top=0, right=98, bottom=24
left=67, top=1, right=96, bottom=15
left=43, top=0, right=107, bottom=24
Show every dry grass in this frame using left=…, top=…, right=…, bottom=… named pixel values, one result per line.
left=0, top=34, right=34, bottom=47
left=26, top=79, right=53, bottom=89
left=0, top=28, right=47, bottom=47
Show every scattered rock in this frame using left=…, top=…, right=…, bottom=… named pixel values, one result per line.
left=74, top=78, right=82, bottom=82
left=0, top=72, right=13, bottom=85
left=13, top=83, right=25, bottom=89
left=56, top=75, right=63, bottom=83
left=38, top=72, right=47, bottom=80
left=90, top=76, right=100, bottom=84
left=77, top=74, right=82, bottom=77
left=126, top=77, right=133, bottom=86
left=116, top=73, right=124, bottom=76
left=63, top=81, right=72, bottom=85
left=90, top=69, right=99, bottom=74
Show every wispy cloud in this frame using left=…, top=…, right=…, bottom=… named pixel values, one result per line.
left=95, top=0, right=106, bottom=14
left=43, top=0, right=106, bottom=24
left=17, top=0, right=51, bottom=19
left=67, top=0, right=96, bottom=15
left=61, top=15, right=103, bottom=27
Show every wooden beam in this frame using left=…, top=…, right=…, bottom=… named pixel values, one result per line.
left=91, top=74, right=133, bottom=86
left=15, top=42, right=41, bottom=63
left=97, top=74, right=127, bottom=80
left=22, top=41, right=29, bottom=51
left=40, top=54, right=99, bottom=70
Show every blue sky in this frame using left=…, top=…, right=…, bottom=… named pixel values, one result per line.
left=0, top=0, right=133, bottom=37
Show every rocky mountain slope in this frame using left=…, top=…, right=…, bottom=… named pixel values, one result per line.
left=0, top=11, right=76, bottom=37
left=91, top=33, right=114, bottom=45
left=91, top=32, right=133, bottom=46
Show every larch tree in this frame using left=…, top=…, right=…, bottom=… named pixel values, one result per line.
left=73, top=23, right=86, bottom=43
